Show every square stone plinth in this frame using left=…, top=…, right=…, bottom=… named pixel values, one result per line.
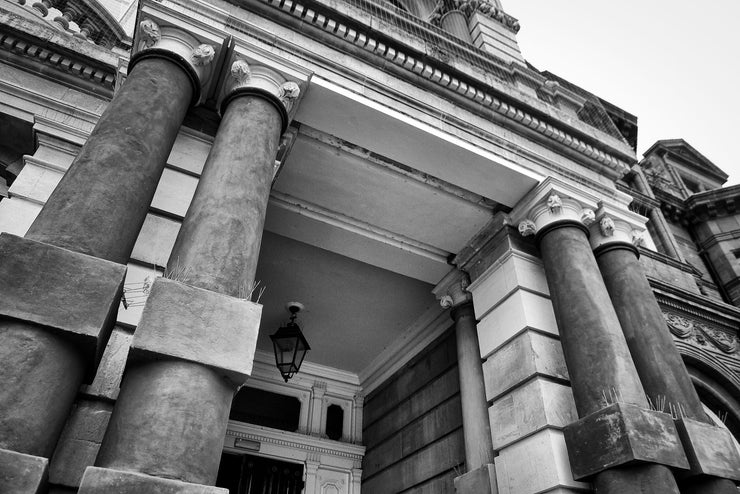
left=0, top=448, right=48, bottom=494
left=78, top=467, right=227, bottom=494
left=675, top=417, right=740, bottom=481
left=563, top=402, right=689, bottom=480
left=129, top=277, right=261, bottom=384
left=454, top=463, right=498, bottom=494
left=0, top=233, right=126, bottom=358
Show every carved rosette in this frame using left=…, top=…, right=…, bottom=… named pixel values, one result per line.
left=516, top=190, right=595, bottom=239
left=134, top=19, right=217, bottom=97
left=223, top=59, right=302, bottom=116
left=432, top=269, right=472, bottom=310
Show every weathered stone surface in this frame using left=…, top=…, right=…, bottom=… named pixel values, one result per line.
left=0, top=448, right=48, bottom=494
left=78, top=467, right=228, bottom=494
left=0, top=233, right=126, bottom=357
left=129, top=277, right=261, bottom=384
left=675, top=417, right=740, bottom=480
left=49, top=400, right=113, bottom=488
left=563, top=402, right=689, bottom=480
left=454, top=463, right=497, bottom=494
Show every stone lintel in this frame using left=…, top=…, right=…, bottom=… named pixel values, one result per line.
left=129, top=277, right=261, bottom=385
left=0, top=233, right=126, bottom=360
left=453, top=463, right=497, bottom=494
left=0, top=448, right=48, bottom=494
left=78, top=467, right=228, bottom=494
left=563, top=402, right=689, bottom=480
left=674, top=417, right=740, bottom=481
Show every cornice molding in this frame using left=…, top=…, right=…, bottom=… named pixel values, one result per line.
left=141, top=0, right=635, bottom=177
left=0, top=10, right=117, bottom=96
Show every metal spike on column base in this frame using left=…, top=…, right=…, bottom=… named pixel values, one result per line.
left=563, top=402, right=690, bottom=480
left=78, top=467, right=228, bottom=494
left=0, top=449, right=48, bottom=494
left=674, top=417, right=740, bottom=481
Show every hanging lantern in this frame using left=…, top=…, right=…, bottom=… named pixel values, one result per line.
left=270, top=302, right=310, bottom=383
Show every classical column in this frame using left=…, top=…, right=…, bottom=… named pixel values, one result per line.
left=590, top=208, right=740, bottom=493
left=309, top=381, right=328, bottom=437
left=0, top=18, right=214, bottom=488
left=82, top=59, right=304, bottom=492
left=516, top=179, right=686, bottom=494
left=434, top=270, right=496, bottom=493
left=630, top=165, right=683, bottom=260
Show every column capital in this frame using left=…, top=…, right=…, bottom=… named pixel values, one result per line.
left=132, top=16, right=225, bottom=106
left=432, top=269, right=472, bottom=310
left=588, top=203, right=649, bottom=254
left=510, top=177, right=644, bottom=244
left=220, top=44, right=312, bottom=131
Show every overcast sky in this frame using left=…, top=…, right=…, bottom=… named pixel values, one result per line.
left=505, top=0, right=740, bottom=186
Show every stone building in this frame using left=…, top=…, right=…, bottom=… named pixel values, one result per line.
left=0, top=0, right=739, bottom=492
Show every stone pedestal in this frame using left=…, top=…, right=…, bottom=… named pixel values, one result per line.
left=79, top=467, right=228, bottom=494
left=0, top=449, right=48, bottom=494
left=454, top=463, right=497, bottom=494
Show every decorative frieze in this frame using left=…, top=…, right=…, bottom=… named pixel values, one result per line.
left=664, top=312, right=738, bottom=354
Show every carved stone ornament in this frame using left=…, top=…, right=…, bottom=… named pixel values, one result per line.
left=664, top=313, right=693, bottom=339
left=279, top=81, right=301, bottom=103
left=439, top=295, right=454, bottom=309
left=231, top=60, right=251, bottom=84
left=191, top=44, right=215, bottom=66
left=663, top=312, right=738, bottom=353
left=599, top=216, right=615, bottom=237
left=139, top=19, right=160, bottom=48
left=580, top=209, right=596, bottom=226
left=547, top=194, right=562, bottom=214
left=518, top=219, right=536, bottom=237
left=631, top=229, right=645, bottom=247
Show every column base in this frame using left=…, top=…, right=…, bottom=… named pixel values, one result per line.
left=675, top=417, right=740, bottom=481
left=0, top=448, right=49, bottom=494
left=454, top=463, right=497, bottom=494
left=78, top=467, right=228, bottom=494
left=563, top=402, right=689, bottom=480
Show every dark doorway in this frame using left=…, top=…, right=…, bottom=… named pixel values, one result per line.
left=216, top=452, right=305, bottom=494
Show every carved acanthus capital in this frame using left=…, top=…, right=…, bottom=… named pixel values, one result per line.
left=432, top=269, right=472, bottom=310
left=133, top=20, right=221, bottom=103
left=139, top=19, right=160, bottom=48
left=588, top=204, right=648, bottom=251
left=513, top=188, right=596, bottom=239
left=222, top=59, right=304, bottom=120
left=191, top=44, right=215, bottom=66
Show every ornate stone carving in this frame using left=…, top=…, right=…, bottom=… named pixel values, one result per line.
left=663, top=312, right=738, bottom=353
left=279, top=81, right=301, bottom=103
left=547, top=193, right=562, bottom=214
left=139, top=19, right=160, bottom=48
left=518, top=219, right=536, bottom=237
left=450, top=0, right=520, bottom=32
left=231, top=60, right=251, bottom=84
left=599, top=216, right=615, bottom=237
left=191, top=44, right=215, bottom=66
left=580, top=209, right=596, bottom=225
left=631, top=229, right=645, bottom=247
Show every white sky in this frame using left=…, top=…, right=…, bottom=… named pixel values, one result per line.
left=505, top=0, right=740, bottom=186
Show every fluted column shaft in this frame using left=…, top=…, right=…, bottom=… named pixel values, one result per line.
left=538, top=223, right=680, bottom=494
left=452, top=302, right=495, bottom=470
left=95, top=94, right=284, bottom=486
left=0, top=56, right=193, bottom=459
left=596, top=243, right=738, bottom=494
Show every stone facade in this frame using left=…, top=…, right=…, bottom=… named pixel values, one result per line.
left=1, top=0, right=739, bottom=493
